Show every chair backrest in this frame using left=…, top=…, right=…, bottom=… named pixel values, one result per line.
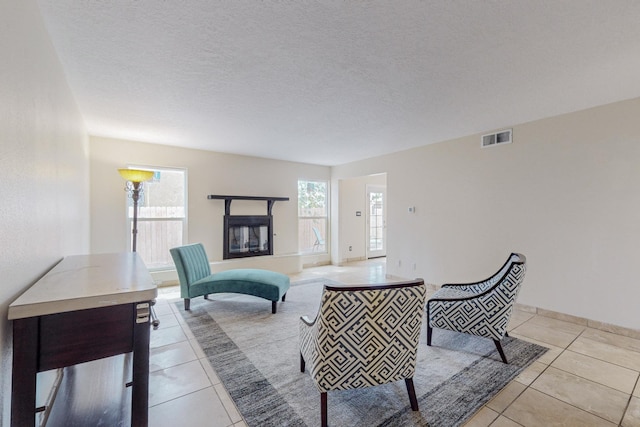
left=492, top=252, right=522, bottom=284
left=495, top=253, right=526, bottom=305
left=169, top=243, right=212, bottom=287
left=477, top=254, right=527, bottom=336
left=311, top=279, right=426, bottom=392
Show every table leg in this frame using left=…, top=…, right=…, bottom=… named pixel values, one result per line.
left=131, top=302, right=151, bottom=427
left=11, top=317, right=38, bottom=427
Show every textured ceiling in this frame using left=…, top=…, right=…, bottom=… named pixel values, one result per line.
left=36, top=1, right=640, bottom=166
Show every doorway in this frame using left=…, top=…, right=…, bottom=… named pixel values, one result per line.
left=366, top=185, right=386, bottom=258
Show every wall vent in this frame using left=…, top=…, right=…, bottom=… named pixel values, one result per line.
left=481, top=129, right=512, bottom=148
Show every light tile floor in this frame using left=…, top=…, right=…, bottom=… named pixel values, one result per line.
left=149, top=259, right=640, bottom=427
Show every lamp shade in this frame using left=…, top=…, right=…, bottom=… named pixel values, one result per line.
left=118, top=168, right=154, bottom=183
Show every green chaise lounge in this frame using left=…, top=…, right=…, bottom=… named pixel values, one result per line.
left=169, top=243, right=290, bottom=313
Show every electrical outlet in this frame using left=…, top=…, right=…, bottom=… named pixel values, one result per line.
left=349, top=246, right=352, bottom=251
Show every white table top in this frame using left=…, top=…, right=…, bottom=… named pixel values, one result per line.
left=8, top=252, right=158, bottom=320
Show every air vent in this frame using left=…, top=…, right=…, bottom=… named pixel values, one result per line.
left=481, top=129, right=512, bottom=148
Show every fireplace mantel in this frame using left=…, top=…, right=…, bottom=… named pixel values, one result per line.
left=207, top=195, right=289, bottom=215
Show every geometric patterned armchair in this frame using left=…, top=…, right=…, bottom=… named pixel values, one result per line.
left=426, top=253, right=526, bottom=364
left=300, top=279, right=426, bottom=427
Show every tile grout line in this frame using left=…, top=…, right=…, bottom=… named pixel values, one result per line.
left=619, top=375, right=640, bottom=426
left=147, top=384, right=213, bottom=409
left=149, top=308, right=242, bottom=425
left=490, top=351, right=549, bottom=425
left=484, top=314, right=555, bottom=426
left=488, top=318, right=585, bottom=426
left=521, top=327, right=627, bottom=426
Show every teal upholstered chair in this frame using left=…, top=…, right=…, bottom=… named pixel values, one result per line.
left=170, top=243, right=290, bottom=312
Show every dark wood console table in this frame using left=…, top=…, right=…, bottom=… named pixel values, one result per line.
left=8, top=253, right=157, bottom=427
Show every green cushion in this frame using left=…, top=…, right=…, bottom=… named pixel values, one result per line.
left=191, top=268, right=290, bottom=302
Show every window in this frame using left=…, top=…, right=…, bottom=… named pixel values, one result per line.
left=298, top=180, right=328, bottom=254
left=127, top=167, right=187, bottom=269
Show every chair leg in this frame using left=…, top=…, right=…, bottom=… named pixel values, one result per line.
left=493, top=339, right=508, bottom=364
left=300, top=353, right=305, bottom=372
left=184, top=298, right=190, bottom=311
left=272, top=301, right=277, bottom=314
left=320, top=392, right=327, bottom=427
left=405, top=378, right=419, bottom=411
left=505, top=331, right=509, bottom=338
left=204, top=294, right=209, bottom=300
left=427, top=324, right=432, bottom=346
left=281, top=293, right=286, bottom=302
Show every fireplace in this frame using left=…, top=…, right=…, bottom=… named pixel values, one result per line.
left=224, top=215, right=272, bottom=259
left=208, top=195, right=290, bottom=260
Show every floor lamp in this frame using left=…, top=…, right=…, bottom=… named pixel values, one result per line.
left=118, top=168, right=159, bottom=328
left=118, top=168, right=154, bottom=252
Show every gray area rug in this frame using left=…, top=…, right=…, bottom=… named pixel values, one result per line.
left=178, top=279, right=547, bottom=427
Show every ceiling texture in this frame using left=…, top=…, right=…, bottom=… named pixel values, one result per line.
left=36, top=0, right=640, bottom=166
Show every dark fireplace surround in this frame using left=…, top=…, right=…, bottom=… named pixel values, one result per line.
left=208, top=195, right=289, bottom=260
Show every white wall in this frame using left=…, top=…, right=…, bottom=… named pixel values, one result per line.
left=334, top=97, right=640, bottom=331
left=0, top=0, right=90, bottom=423
left=90, top=136, right=331, bottom=269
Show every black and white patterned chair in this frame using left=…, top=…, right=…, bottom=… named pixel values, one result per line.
left=299, top=279, right=426, bottom=427
left=426, top=253, right=526, bottom=364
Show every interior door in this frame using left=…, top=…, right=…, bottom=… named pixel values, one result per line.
left=366, top=185, right=386, bottom=258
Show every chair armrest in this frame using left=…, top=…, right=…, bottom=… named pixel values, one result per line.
left=300, top=315, right=315, bottom=326
left=299, top=314, right=321, bottom=377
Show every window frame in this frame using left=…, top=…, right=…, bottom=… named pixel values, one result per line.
left=297, top=179, right=329, bottom=255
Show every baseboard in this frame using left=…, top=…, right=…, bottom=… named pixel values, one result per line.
left=302, top=260, right=331, bottom=268
left=514, top=302, right=640, bottom=340
left=338, top=256, right=366, bottom=265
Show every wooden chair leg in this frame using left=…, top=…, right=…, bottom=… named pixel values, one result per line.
left=204, top=294, right=209, bottom=300
left=320, top=392, right=327, bottom=427
left=405, top=378, right=419, bottom=411
left=300, top=353, right=305, bottom=372
left=281, top=293, right=286, bottom=302
left=272, top=301, right=277, bottom=314
left=184, top=298, right=190, bottom=311
left=493, top=339, right=508, bottom=364
left=427, top=325, right=432, bottom=346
